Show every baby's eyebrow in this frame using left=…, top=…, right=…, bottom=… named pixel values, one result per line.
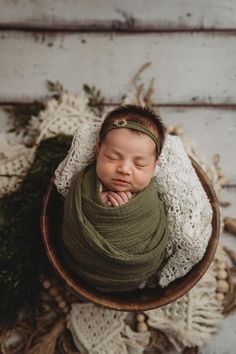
left=108, top=149, right=121, bottom=155
left=134, top=155, right=148, bottom=160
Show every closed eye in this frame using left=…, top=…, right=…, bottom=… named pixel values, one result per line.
left=135, top=163, right=147, bottom=168
left=105, top=154, right=119, bottom=161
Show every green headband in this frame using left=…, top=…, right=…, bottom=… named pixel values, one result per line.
left=100, top=118, right=160, bottom=155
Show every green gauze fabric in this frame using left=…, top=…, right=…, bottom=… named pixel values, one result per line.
left=62, top=162, right=168, bottom=292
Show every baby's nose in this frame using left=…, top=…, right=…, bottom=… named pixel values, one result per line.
left=118, top=161, right=131, bottom=174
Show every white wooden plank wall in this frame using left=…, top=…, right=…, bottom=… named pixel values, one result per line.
left=1, top=0, right=236, bottom=29
left=0, top=1, right=236, bottom=353
left=1, top=1, right=235, bottom=184
left=1, top=32, right=236, bottom=104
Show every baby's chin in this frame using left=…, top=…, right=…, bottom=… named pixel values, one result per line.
left=108, top=185, right=132, bottom=193
left=112, top=187, right=133, bottom=193
left=102, top=182, right=133, bottom=193
left=106, top=184, right=142, bottom=193
left=101, top=179, right=146, bottom=193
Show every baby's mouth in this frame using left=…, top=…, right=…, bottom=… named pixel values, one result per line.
left=112, top=178, right=130, bottom=184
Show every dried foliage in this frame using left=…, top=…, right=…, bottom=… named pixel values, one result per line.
left=46, top=80, right=65, bottom=100
left=83, top=84, right=105, bottom=116
left=224, top=217, right=236, bottom=236
left=223, top=245, right=236, bottom=315
left=4, top=102, right=45, bottom=135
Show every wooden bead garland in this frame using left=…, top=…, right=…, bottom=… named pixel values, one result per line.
left=136, top=313, right=148, bottom=332
left=215, top=260, right=229, bottom=301
left=41, top=277, right=70, bottom=314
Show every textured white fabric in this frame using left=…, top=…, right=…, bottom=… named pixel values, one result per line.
left=154, top=135, right=212, bottom=287
left=67, top=247, right=224, bottom=353
left=54, top=122, right=101, bottom=196
left=67, top=303, right=149, bottom=354
left=0, top=92, right=103, bottom=197
left=0, top=134, right=36, bottom=195
left=54, top=126, right=212, bottom=287
left=145, top=245, right=225, bottom=350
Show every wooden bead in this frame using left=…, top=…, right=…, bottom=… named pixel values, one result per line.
left=216, top=293, right=225, bottom=301
left=167, top=125, right=174, bottom=133
left=217, top=270, right=227, bottom=280
left=173, top=127, right=183, bottom=136
left=216, top=280, right=229, bottom=293
left=218, top=170, right=225, bottom=178
left=55, top=295, right=63, bottom=303
left=62, top=306, right=70, bottom=314
left=49, top=287, right=59, bottom=297
left=219, top=176, right=227, bottom=186
left=42, top=280, right=51, bottom=289
left=137, top=322, right=148, bottom=332
left=136, top=313, right=145, bottom=322
left=217, top=262, right=226, bottom=270
left=58, top=301, right=67, bottom=309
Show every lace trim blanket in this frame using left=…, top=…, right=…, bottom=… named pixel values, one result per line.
left=54, top=122, right=212, bottom=287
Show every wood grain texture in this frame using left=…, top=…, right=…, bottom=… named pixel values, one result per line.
left=0, top=31, right=236, bottom=104
left=162, top=107, right=236, bottom=181
left=0, top=0, right=236, bottom=30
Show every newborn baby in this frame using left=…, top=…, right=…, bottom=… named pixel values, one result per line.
left=62, top=105, right=169, bottom=292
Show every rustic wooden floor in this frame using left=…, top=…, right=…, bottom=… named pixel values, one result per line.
left=0, top=1, right=235, bottom=353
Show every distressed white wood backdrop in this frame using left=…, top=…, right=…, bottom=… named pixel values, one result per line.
left=0, top=1, right=236, bottom=353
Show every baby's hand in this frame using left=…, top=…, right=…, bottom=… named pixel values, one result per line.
left=107, top=191, right=133, bottom=207
left=101, top=191, right=112, bottom=206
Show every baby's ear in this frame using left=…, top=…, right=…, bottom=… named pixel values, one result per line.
left=95, top=143, right=101, bottom=158
left=155, top=157, right=160, bottom=166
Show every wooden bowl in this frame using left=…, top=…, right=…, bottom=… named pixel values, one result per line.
left=40, top=159, right=220, bottom=311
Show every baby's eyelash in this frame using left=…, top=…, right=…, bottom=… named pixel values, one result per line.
left=106, top=155, right=119, bottom=160
left=135, top=163, right=147, bottom=168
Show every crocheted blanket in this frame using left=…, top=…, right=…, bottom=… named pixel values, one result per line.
left=54, top=121, right=212, bottom=287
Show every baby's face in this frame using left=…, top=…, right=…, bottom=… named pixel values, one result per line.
left=96, top=129, right=157, bottom=193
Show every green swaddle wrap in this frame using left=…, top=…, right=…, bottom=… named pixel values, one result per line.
left=62, top=163, right=168, bottom=292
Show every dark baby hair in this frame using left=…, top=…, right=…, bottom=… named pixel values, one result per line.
left=99, top=104, right=166, bottom=156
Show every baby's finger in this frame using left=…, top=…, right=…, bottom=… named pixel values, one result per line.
left=118, top=191, right=133, bottom=201
left=108, top=192, right=124, bottom=206
left=125, top=191, right=133, bottom=199
left=116, top=191, right=130, bottom=203
left=101, top=192, right=109, bottom=203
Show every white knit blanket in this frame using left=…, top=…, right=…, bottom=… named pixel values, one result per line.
left=54, top=122, right=212, bottom=287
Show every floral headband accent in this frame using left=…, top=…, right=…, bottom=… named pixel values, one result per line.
left=100, top=118, right=160, bottom=155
